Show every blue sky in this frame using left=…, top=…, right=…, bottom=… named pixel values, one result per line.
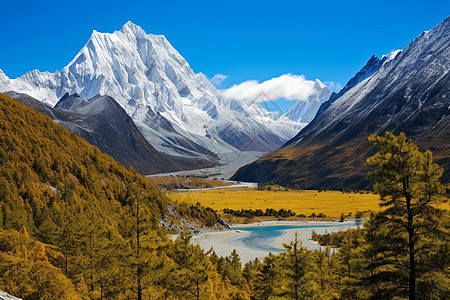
left=0, top=0, right=448, bottom=93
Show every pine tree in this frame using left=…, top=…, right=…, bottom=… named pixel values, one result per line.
left=367, top=131, right=449, bottom=299
left=282, top=232, right=309, bottom=300
left=242, top=258, right=259, bottom=292
left=313, top=247, right=332, bottom=295
left=253, top=253, right=281, bottom=299
left=168, top=228, right=212, bottom=299
left=224, top=249, right=245, bottom=286
left=125, top=183, right=165, bottom=300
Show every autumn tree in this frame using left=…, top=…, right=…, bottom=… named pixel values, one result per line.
left=282, top=232, right=309, bottom=300
left=367, top=131, right=449, bottom=300
left=312, top=247, right=334, bottom=297
left=125, top=183, right=166, bottom=300
left=168, top=228, right=212, bottom=299
left=253, top=253, right=281, bottom=300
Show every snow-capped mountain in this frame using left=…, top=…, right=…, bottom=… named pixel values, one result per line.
left=315, top=50, right=401, bottom=118
left=283, top=79, right=331, bottom=123
left=0, top=22, right=305, bottom=163
left=233, top=17, right=450, bottom=188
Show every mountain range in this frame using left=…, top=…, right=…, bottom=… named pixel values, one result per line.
left=0, top=22, right=330, bottom=167
left=233, top=17, right=450, bottom=188
left=1, top=18, right=448, bottom=187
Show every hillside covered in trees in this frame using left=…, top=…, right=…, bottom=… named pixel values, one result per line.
left=0, top=93, right=449, bottom=300
left=0, top=93, right=246, bottom=299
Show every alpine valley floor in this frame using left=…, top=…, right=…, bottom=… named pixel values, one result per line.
left=167, top=188, right=381, bottom=219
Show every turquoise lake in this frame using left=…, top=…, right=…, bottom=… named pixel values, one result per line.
left=230, top=222, right=361, bottom=253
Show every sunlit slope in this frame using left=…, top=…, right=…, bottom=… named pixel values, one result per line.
left=0, top=92, right=168, bottom=234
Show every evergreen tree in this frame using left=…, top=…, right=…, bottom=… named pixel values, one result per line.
left=313, top=247, right=333, bottom=296
left=253, top=253, right=281, bottom=299
left=168, top=228, right=212, bottom=299
left=242, top=258, right=259, bottom=292
left=125, top=183, right=166, bottom=300
left=367, top=131, right=449, bottom=300
left=224, top=249, right=247, bottom=287
left=282, top=232, right=309, bottom=300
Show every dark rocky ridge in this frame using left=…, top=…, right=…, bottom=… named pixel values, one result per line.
left=5, top=91, right=213, bottom=174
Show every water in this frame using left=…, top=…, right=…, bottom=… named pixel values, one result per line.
left=230, top=222, right=361, bottom=253
left=176, top=181, right=257, bottom=191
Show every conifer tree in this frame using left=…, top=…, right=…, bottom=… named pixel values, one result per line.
left=242, top=258, right=259, bottom=292
left=125, top=183, right=165, bottom=300
left=282, top=232, right=309, bottom=300
left=224, top=249, right=247, bottom=288
left=168, top=228, right=212, bottom=299
left=254, top=253, right=281, bottom=299
left=313, top=247, right=332, bottom=295
left=367, top=131, right=449, bottom=300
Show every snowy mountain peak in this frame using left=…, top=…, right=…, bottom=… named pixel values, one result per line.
left=234, top=16, right=450, bottom=188
left=382, top=49, right=401, bottom=62
left=0, top=22, right=307, bottom=162
left=313, top=79, right=327, bottom=90
left=0, top=69, right=8, bottom=85
left=283, top=78, right=332, bottom=123
left=118, top=21, right=152, bottom=39
left=307, top=16, right=450, bottom=139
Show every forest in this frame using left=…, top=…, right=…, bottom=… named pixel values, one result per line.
left=0, top=93, right=449, bottom=299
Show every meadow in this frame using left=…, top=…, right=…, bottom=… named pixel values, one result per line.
left=167, top=188, right=381, bottom=219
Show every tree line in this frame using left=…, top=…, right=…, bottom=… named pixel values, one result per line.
left=223, top=208, right=296, bottom=219
left=0, top=93, right=448, bottom=299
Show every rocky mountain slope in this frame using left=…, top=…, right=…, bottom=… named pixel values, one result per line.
left=5, top=91, right=208, bottom=174
left=233, top=17, right=450, bottom=189
left=0, top=22, right=315, bottom=163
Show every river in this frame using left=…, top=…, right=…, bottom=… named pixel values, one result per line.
left=191, top=220, right=362, bottom=263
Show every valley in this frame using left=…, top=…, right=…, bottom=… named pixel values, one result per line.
left=167, top=187, right=380, bottom=220
left=146, top=150, right=265, bottom=179
left=0, top=7, right=448, bottom=300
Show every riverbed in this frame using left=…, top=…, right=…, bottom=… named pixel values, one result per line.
left=147, top=151, right=265, bottom=179
left=190, top=220, right=361, bottom=263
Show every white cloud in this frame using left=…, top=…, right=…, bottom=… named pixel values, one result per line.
left=221, top=74, right=330, bottom=103
left=209, top=74, right=228, bottom=87
left=324, top=81, right=343, bottom=93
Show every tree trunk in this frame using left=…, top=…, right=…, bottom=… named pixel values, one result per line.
left=137, top=200, right=142, bottom=300
left=65, top=253, right=68, bottom=275
left=196, top=279, right=200, bottom=300
left=406, top=194, right=416, bottom=300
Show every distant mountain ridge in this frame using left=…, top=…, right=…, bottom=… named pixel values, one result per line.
left=233, top=17, right=450, bottom=188
left=314, top=50, right=400, bottom=119
left=0, top=22, right=328, bottom=164
left=5, top=91, right=208, bottom=174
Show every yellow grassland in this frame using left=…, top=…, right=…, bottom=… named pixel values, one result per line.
left=167, top=188, right=383, bottom=218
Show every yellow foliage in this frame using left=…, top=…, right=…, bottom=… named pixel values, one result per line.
left=28, top=242, right=48, bottom=263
